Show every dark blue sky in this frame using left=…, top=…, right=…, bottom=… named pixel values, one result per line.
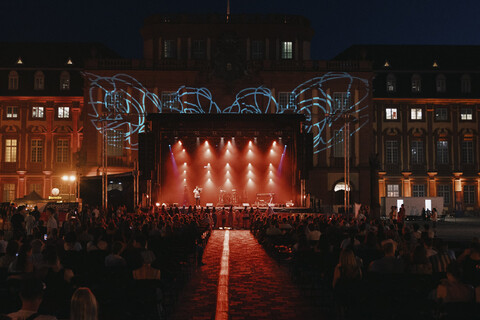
left=3, top=0, right=480, bottom=59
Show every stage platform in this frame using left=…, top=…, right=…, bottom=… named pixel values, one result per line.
left=194, top=206, right=314, bottom=214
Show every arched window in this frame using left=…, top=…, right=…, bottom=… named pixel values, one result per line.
left=461, top=74, right=471, bottom=94
left=8, top=71, right=18, bottom=90
left=436, top=74, right=446, bottom=93
left=60, top=71, right=70, bottom=90
left=34, top=71, right=44, bottom=90
left=386, top=73, right=396, bottom=92
left=411, top=74, right=421, bottom=93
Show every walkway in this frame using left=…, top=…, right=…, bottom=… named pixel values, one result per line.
left=171, top=230, right=322, bottom=320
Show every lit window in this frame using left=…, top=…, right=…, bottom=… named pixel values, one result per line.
left=410, top=108, right=422, bottom=120
left=386, top=74, right=396, bottom=92
left=437, top=185, right=451, bottom=205
left=385, top=140, right=398, bottom=164
left=461, top=140, right=474, bottom=164
left=411, top=74, right=421, bottom=93
left=163, top=40, right=176, bottom=58
left=6, top=106, right=18, bottom=119
left=192, top=40, right=206, bottom=59
left=281, top=41, right=293, bottom=59
left=412, top=185, right=425, bottom=197
left=34, top=71, right=44, bottom=90
left=464, top=185, right=475, bottom=205
left=60, top=71, right=70, bottom=90
left=161, top=92, right=180, bottom=111
left=387, top=184, right=400, bottom=197
left=56, top=139, right=69, bottom=163
left=436, top=74, right=446, bottom=93
left=333, top=130, right=344, bottom=158
left=5, top=139, right=17, bottom=162
left=31, top=139, right=43, bottom=163
left=411, top=140, right=424, bottom=165
left=460, top=108, right=473, bottom=121
left=251, top=40, right=265, bottom=60
left=8, top=71, right=19, bottom=90
left=107, top=130, right=123, bottom=157
left=278, top=92, right=296, bottom=111
left=385, top=108, right=398, bottom=120
left=436, top=141, right=449, bottom=164
left=58, top=107, right=70, bottom=119
left=461, top=74, right=471, bottom=94
left=2, top=184, right=16, bottom=202
left=333, top=92, right=350, bottom=111
left=435, top=107, right=448, bottom=121
left=106, top=92, right=127, bottom=113
left=32, top=107, right=44, bottom=119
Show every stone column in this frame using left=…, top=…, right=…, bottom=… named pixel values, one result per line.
left=402, top=171, right=412, bottom=197
left=427, top=172, right=437, bottom=197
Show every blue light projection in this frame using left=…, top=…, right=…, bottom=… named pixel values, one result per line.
left=86, top=72, right=369, bottom=153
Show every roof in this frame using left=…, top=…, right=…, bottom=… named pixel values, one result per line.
left=334, top=44, right=480, bottom=71
left=0, top=42, right=121, bottom=68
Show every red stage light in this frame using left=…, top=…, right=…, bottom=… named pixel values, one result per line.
left=205, top=141, right=209, bottom=146
left=178, top=141, right=182, bottom=145
left=226, top=163, right=230, bottom=167
left=270, top=149, right=274, bottom=154
left=182, top=149, right=186, bottom=152
left=249, top=141, right=252, bottom=146
left=269, top=178, right=273, bottom=182
left=273, top=141, right=277, bottom=146
left=184, top=170, right=187, bottom=174
left=184, top=162, right=187, bottom=166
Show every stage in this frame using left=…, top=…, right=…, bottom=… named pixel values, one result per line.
left=140, top=113, right=311, bottom=208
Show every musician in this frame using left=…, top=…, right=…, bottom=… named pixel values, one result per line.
left=193, top=186, right=201, bottom=206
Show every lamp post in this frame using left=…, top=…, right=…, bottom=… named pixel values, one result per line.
left=61, top=175, right=76, bottom=202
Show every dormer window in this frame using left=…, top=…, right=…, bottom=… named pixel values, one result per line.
left=66, top=58, right=73, bottom=65
left=16, top=57, right=23, bottom=65
left=384, top=60, right=390, bottom=67
left=8, top=71, right=19, bottom=90
left=461, top=74, right=471, bottom=93
left=60, top=71, right=70, bottom=90
left=281, top=41, right=293, bottom=59
left=436, top=74, right=446, bottom=93
left=411, top=74, right=421, bottom=93
left=34, top=71, right=44, bottom=90
left=433, top=61, right=438, bottom=68
left=386, top=74, right=396, bottom=92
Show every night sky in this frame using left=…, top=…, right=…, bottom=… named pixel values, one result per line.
left=3, top=0, right=480, bottom=59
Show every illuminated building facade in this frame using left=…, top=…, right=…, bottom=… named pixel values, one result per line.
left=83, top=14, right=374, bottom=209
left=0, top=43, right=118, bottom=203
left=336, top=45, right=480, bottom=213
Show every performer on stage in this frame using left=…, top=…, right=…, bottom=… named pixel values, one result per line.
left=193, top=186, right=201, bottom=206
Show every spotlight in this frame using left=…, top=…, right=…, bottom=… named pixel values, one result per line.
left=269, top=178, right=273, bottom=182
left=183, top=178, right=187, bottom=182
left=248, top=163, right=252, bottom=167
left=226, top=163, right=230, bottom=167
left=184, top=162, right=187, bottom=166
left=184, top=170, right=186, bottom=174
left=270, top=149, right=274, bottom=154
left=249, top=141, right=252, bottom=146
left=227, top=141, right=231, bottom=145
left=208, top=178, right=211, bottom=182
left=208, top=163, right=211, bottom=166
left=178, top=141, right=182, bottom=145
left=182, top=149, right=186, bottom=152
left=205, top=141, right=209, bottom=146
left=248, top=178, right=252, bottom=182
left=273, top=141, right=277, bottom=146
left=155, top=202, right=160, bottom=207
left=269, top=163, right=273, bottom=166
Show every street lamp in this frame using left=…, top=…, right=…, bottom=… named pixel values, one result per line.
left=62, top=175, right=77, bottom=202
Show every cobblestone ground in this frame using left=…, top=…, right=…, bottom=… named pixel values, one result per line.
left=171, top=230, right=323, bottom=320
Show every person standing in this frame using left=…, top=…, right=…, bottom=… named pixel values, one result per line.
left=398, top=204, right=406, bottom=224
left=431, top=208, right=438, bottom=229
left=193, top=186, right=201, bottom=207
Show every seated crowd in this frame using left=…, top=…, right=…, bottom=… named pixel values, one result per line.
left=251, top=210, right=480, bottom=319
left=0, top=204, right=212, bottom=319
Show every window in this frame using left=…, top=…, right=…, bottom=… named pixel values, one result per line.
left=461, top=74, right=471, bottom=94
left=6, top=106, right=18, bottom=119
left=281, top=41, right=293, bottom=59
left=2, top=184, right=15, bottom=202
left=192, top=40, right=206, bottom=59
left=34, top=71, right=44, bottom=90
left=464, top=185, right=475, bottom=205
left=385, top=107, right=398, bottom=120
left=387, top=184, right=400, bottom=197
left=60, top=71, right=70, bottom=90
left=437, top=185, right=451, bottom=205
left=410, top=108, right=423, bottom=120
left=386, top=74, right=396, bottom=92
left=162, top=40, right=176, bottom=58
left=411, top=74, right=421, bottom=93
left=32, top=106, right=44, bottom=119
left=31, top=139, right=43, bottom=163
left=107, top=130, right=123, bottom=157
left=56, top=139, right=69, bottom=163
left=436, top=141, right=449, bottom=164
left=333, top=130, right=344, bottom=158
left=435, top=107, right=448, bottom=121
left=161, top=92, right=180, bottom=111
left=251, top=40, right=265, bottom=60
left=58, top=107, right=70, bottom=119
left=412, top=185, right=425, bottom=197
left=4, top=139, right=17, bottom=162
left=460, top=108, right=473, bottom=121
left=29, top=183, right=42, bottom=195
left=411, top=140, right=424, bottom=165
left=8, top=71, right=18, bottom=90
left=386, top=140, right=399, bottom=164
left=106, top=92, right=127, bottom=113
left=278, top=92, right=295, bottom=110
left=333, top=92, right=350, bottom=112
left=461, top=140, right=474, bottom=164
left=436, top=74, right=446, bottom=93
